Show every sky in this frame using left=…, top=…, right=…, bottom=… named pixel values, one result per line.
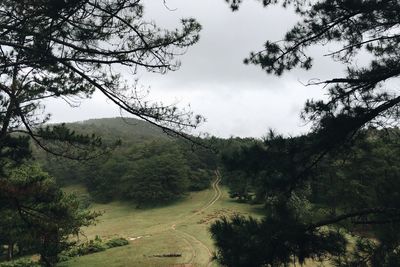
left=45, top=0, right=346, bottom=138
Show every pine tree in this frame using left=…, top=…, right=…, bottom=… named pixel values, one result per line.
left=0, top=0, right=202, bottom=163
left=212, top=1, right=400, bottom=266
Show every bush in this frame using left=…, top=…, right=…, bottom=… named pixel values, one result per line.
left=82, top=239, right=108, bottom=254
left=60, top=236, right=129, bottom=261
left=63, top=237, right=107, bottom=258
left=77, top=194, right=92, bottom=209
left=57, top=254, right=71, bottom=262
left=105, top=238, right=129, bottom=248
left=0, top=259, right=40, bottom=267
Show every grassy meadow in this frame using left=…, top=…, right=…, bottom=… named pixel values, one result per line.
left=59, top=179, right=265, bottom=267
left=59, top=179, right=334, bottom=267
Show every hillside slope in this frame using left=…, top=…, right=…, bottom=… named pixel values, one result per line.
left=63, top=117, right=170, bottom=144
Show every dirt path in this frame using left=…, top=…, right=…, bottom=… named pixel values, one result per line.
left=202, top=170, right=222, bottom=211
left=178, top=233, right=196, bottom=265
left=129, top=171, right=222, bottom=266
left=175, top=229, right=213, bottom=266
left=180, top=170, right=222, bottom=224
left=171, top=170, right=222, bottom=267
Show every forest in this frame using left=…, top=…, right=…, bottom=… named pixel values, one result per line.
left=1, top=0, right=400, bottom=267
left=39, top=118, right=218, bottom=204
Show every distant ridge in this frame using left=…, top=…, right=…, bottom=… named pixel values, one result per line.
left=63, top=117, right=170, bottom=143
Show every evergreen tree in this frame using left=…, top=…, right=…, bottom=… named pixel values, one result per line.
left=0, top=2, right=200, bottom=265
left=212, top=1, right=400, bottom=266
left=226, top=0, right=400, bottom=145
left=0, top=0, right=202, bottom=163
left=0, top=164, right=99, bottom=266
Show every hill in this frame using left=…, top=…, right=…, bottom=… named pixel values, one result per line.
left=38, top=117, right=217, bottom=202
left=62, top=117, right=170, bottom=144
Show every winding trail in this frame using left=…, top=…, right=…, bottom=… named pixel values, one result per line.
left=178, top=234, right=196, bottom=265
left=182, top=170, right=222, bottom=222
left=129, top=171, right=222, bottom=266
left=200, top=170, right=222, bottom=212
left=171, top=170, right=222, bottom=267
left=176, top=229, right=213, bottom=266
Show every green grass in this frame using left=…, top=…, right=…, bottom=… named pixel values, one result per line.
left=59, top=232, right=193, bottom=267
left=59, top=182, right=336, bottom=267
left=59, top=182, right=264, bottom=267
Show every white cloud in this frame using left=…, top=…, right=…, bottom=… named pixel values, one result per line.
left=45, top=0, right=342, bottom=137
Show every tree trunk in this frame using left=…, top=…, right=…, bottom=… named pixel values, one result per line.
left=7, top=242, right=14, bottom=260
left=41, top=255, right=53, bottom=267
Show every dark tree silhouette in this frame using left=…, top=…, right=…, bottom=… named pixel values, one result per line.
left=0, top=0, right=202, bottom=163
left=0, top=1, right=201, bottom=265
left=227, top=0, right=400, bottom=140
left=212, top=1, right=400, bottom=266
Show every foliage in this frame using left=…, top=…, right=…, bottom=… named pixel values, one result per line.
left=83, top=140, right=215, bottom=205
left=0, top=258, right=41, bottom=267
left=211, top=1, right=400, bottom=266
left=37, top=119, right=218, bottom=205
left=123, top=151, right=190, bottom=206
left=0, top=1, right=201, bottom=266
left=211, top=215, right=346, bottom=267
left=104, top=238, right=129, bottom=248
left=0, top=164, right=99, bottom=266
left=0, top=0, right=202, bottom=161
left=219, top=138, right=265, bottom=202
left=214, top=129, right=400, bottom=266
left=59, top=236, right=130, bottom=261
left=188, top=169, right=213, bottom=191
left=226, top=0, right=400, bottom=148
left=62, top=236, right=108, bottom=259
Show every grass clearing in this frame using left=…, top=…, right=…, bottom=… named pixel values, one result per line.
left=59, top=177, right=264, bottom=267
left=60, top=179, right=334, bottom=267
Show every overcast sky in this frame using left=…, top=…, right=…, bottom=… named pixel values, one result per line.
left=45, top=0, right=346, bottom=138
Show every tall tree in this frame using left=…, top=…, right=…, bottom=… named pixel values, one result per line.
left=226, top=0, right=400, bottom=144
left=212, top=1, right=400, bottom=266
left=0, top=1, right=201, bottom=265
left=0, top=0, right=202, bottom=163
left=0, top=164, right=99, bottom=266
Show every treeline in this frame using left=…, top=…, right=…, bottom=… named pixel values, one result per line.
left=212, top=128, right=400, bottom=266
left=220, top=128, right=400, bottom=208
left=40, top=139, right=217, bottom=206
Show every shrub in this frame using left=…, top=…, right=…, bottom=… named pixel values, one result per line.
left=0, top=259, right=40, bottom=267
left=60, top=236, right=129, bottom=261
left=105, top=238, right=129, bottom=248
left=63, top=237, right=107, bottom=258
